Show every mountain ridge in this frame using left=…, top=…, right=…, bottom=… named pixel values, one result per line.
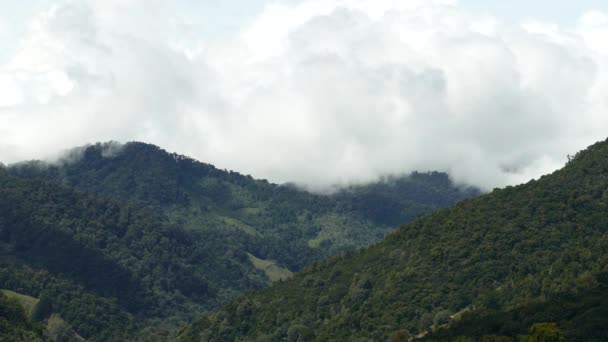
left=176, top=137, right=608, bottom=341
left=1, top=141, right=478, bottom=340
left=8, top=141, right=479, bottom=270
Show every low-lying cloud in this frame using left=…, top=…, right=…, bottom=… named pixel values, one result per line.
left=1, top=0, right=607, bottom=191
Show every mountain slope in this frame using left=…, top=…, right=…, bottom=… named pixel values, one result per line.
left=0, top=170, right=222, bottom=340
left=177, top=138, right=608, bottom=341
left=423, top=273, right=608, bottom=341
left=0, top=290, right=48, bottom=341
left=1, top=142, right=477, bottom=339
left=9, top=142, right=477, bottom=273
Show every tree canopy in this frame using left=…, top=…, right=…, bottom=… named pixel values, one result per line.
left=177, top=138, right=608, bottom=341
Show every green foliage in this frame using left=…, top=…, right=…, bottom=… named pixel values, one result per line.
left=45, top=313, right=87, bottom=342
left=426, top=271, right=608, bottom=341
left=2, top=142, right=475, bottom=340
left=0, top=259, right=136, bottom=341
left=333, top=171, right=478, bottom=226
left=177, top=138, right=608, bottom=341
left=0, top=289, right=39, bottom=318
left=247, top=253, right=293, bottom=282
left=525, top=323, right=565, bottom=342
left=10, top=142, right=476, bottom=271
left=30, top=292, right=52, bottom=322
left=0, top=291, right=48, bottom=341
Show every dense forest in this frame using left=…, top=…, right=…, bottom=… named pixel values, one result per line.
left=0, top=142, right=476, bottom=340
left=177, top=138, right=608, bottom=341
left=10, top=142, right=478, bottom=271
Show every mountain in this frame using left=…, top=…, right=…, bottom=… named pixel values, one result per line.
left=0, top=169, right=204, bottom=340
left=0, top=142, right=477, bottom=340
left=176, top=138, right=608, bottom=341
left=9, top=142, right=478, bottom=270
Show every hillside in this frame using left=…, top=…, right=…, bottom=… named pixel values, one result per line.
left=0, top=142, right=476, bottom=340
left=0, top=289, right=85, bottom=342
left=0, top=290, right=48, bottom=341
left=10, top=142, right=477, bottom=270
left=0, top=170, right=221, bottom=340
left=177, top=138, right=608, bottom=341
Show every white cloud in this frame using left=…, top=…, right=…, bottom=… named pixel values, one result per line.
left=1, top=0, right=607, bottom=191
left=0, top=73, right=25, bottom=107
left=579, top=10, right=608, bottom=55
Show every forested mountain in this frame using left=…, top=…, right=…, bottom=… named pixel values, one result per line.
left=177, top=138, right=608, bottom=342
left=10, top=142, right=477, bottom=271
left=0, top=142, right=476, bottom=340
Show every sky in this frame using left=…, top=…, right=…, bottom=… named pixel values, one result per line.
left=462, top=0, right=608, bottom=25
left=1, top=0, right=608, bottom=191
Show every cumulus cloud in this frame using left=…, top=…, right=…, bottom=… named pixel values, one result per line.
left=0, top=0, right=607, bottom=191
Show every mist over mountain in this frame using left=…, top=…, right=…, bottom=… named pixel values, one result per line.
left=1, top=1, right=607, bottom=191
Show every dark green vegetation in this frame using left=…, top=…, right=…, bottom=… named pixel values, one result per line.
left=0, top=170, right=182, bottom=340
left=10, top=142, right=477, bottom=271
left=0, top=289, right=84, bottom=342
left=177, top=138, right=608, bottom=341
left=0, top=142, right=476, bottom=340
left=0, top=290, right=48, bottom=341
left=424, top=272, right=608, bottom=341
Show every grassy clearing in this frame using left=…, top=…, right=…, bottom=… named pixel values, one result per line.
left=47, top=314, right=87, bottom=341
left=221, top=216, right=260, bottom=237
left=247, top=253, right=293, bottom=282
left=1, top=289, right=39, bottom=317
left=239, top=207, right=262, bottom=216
